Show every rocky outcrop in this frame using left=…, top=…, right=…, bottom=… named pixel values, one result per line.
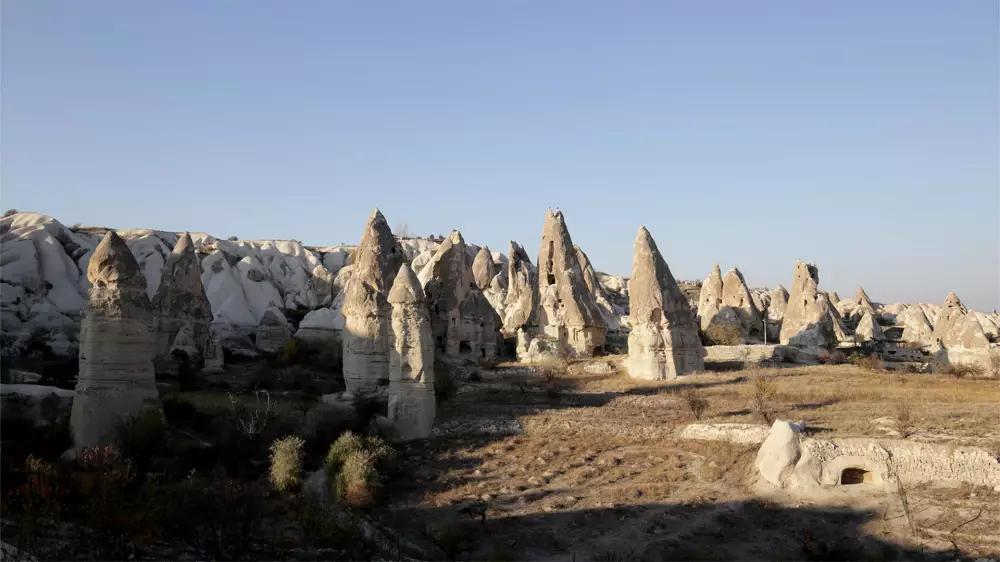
left=70, top=232, right=161, bottom=449
left=342, top=210, right=405, bottom=395
left=696, top=264, right=724, bottom=332
left=502, top=241, right=537, bottom=336
left=519, top=210, right=606, bottom=359
left=471, top=246, right=496, bottom=291
left=721, top=267, right=763, bottom=338
left=256, top=306, right=291, bottom=353
left=417, top=231, right=501, bottom=362
left=933, top=292, right=989, bottom=349
left=384, top=264, right=436, bottom=441
left=294, top=307, right=344, bottom=350
left=779, top=261, right=847, bottom=348
left=898, top=305, right=935, bottom=346
left=625, top=226, right=704, bottom=380
left=151, top=233, right=213, bottom=374
left=575, top=245, right=622, bottom=332
left=854, top=310, right=883, bottom=343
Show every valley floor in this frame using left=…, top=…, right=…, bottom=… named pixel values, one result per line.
left=378, top=359, right=1000, bottom=560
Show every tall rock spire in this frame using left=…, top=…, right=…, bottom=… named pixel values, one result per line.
left=626, top=226, right=704, bottom=379
left=384, top=263, right=436, bottom=441
left=151, top=232, right=213, bottom=374
left=71, top=231, right=161, bottom=448
left=342, top=209, right=405, bottom=395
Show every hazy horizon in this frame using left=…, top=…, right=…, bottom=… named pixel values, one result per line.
left=3, top=1, right=998, bottom=310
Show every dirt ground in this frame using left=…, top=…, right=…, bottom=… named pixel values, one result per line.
left=376, top=358, right=1000, bottom=561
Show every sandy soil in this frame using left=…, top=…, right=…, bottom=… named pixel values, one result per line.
left=375, top=358, right=1000, bottom=561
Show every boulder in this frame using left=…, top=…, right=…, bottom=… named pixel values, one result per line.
left=625, top=226, right=704, bottom=380
left=899, top=306, right=934, bottom=346
left=70, top=232, right=161, bottom=449
left=754, top=420, right=804, bottom=487
left=471, top=246, right=496, bottom=291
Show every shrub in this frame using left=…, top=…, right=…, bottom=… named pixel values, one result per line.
left=748, top=373, right=776, bottom=424
left=335, top=450, right=378, bottom=507
left=116, top=409, right=166, bottom=472
left=941, top=363, right=984, bottom=379
left=324, top=431, right=394, bottom=507
left=278, top=338, right=307, bottom=364
left=893, top=400, right=914, bottom=438
left=162, top=396, right=199, bottom=428
left=703, top=323, right=743, bottom=346
left=269, top=435, right=305, bottom=492
left=228, top=390, right=274, bottom=441
left=848, top=352, right=883, bottom=371
left=434, top=360, right=458, bottom=402
left=681, top=388, right=709, bottom=420
left=819, top=349, right=846, bottom=365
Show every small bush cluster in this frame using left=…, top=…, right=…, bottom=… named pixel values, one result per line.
left=681, top=388, right=709, bottom=420
left=847, top=352, right=884, bottom=371
left=893, top=400, right=914, bottom=438
left=703, top=323, right=743, bottom=346
left=818, top=349, right=847, bottom=365
left=748, top=373, right=776, bottom=424
left=324, top=431, right=394, bottom=508
left=940, top=363, right=984, bottom=379
left=269, top=435, right=305, bottom=492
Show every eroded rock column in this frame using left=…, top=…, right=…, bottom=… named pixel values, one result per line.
left=385, top=264, right=436, bottom=441
left=71, top=232, right=161, bottom=449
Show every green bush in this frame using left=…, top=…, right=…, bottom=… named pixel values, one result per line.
left=324, top=431, right=365, bottom=475
left=269, top=435, right=305, bottom=492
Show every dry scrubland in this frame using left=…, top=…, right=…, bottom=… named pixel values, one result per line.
left=380, top=359, right=1000, bottom=560
left=3, top=355, right=999, bottom=560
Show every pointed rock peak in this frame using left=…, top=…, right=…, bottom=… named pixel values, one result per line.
left=829, top=291, right=841, bottom=304
left=389, top=263, right=424, bottom=304
left=173, top=232, right=196, bottom=255
left=712, top=263, right=722, bottom=275
left=369, top=208, right=385, bottom=223
left=635, top=225, right=655, bottom=248
left=448, top=230, right=465, bottom=245
left=478, top=245, right=491, bottom=256
left=855, top=287, right=872, bottom=304
left=87, top=231, right=144, bottom=288
left=944, top=292, right=962, bottom=307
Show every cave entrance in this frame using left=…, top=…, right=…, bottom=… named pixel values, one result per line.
left=840, top=468, right=873, bottom=485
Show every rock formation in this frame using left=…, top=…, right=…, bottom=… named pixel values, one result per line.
left=256, top=306, right=291, bottom=353
left=70, top=232, right=161, bottom=449
left=295, top=307, right=344, bottom=351
left=384, top=264, right=436, bottom=441
left=933, top=293, right=989, bottom=349
left=417, top=230, right=501, bottom=362
left=854, top=310, right=883, bottom=342
left=898, top=306, right=935, bottom=346
left=471, top=246, right=496, bottom=291
left=855, top=287, right=876, bottom=316
left=520, top=210, right=606, bottom=359
left=575, top=245, right=622, bottom=332
left=625, top=226, right=704, bottom=379
left=764, top=284, right=789, bottom=341
left=151, top=233, right=213, bottom=374
left=696, top=264, right=724, bottom=332
left=779, top=261, right=847, bottom=348
left=721, top=267, right=763, bottom=337
left=502, top=241, right=537, bottom=336
left=342, top=210, right=405, bottom=395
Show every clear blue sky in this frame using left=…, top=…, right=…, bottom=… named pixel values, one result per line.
left=3, top=1, right=998, bottom=310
